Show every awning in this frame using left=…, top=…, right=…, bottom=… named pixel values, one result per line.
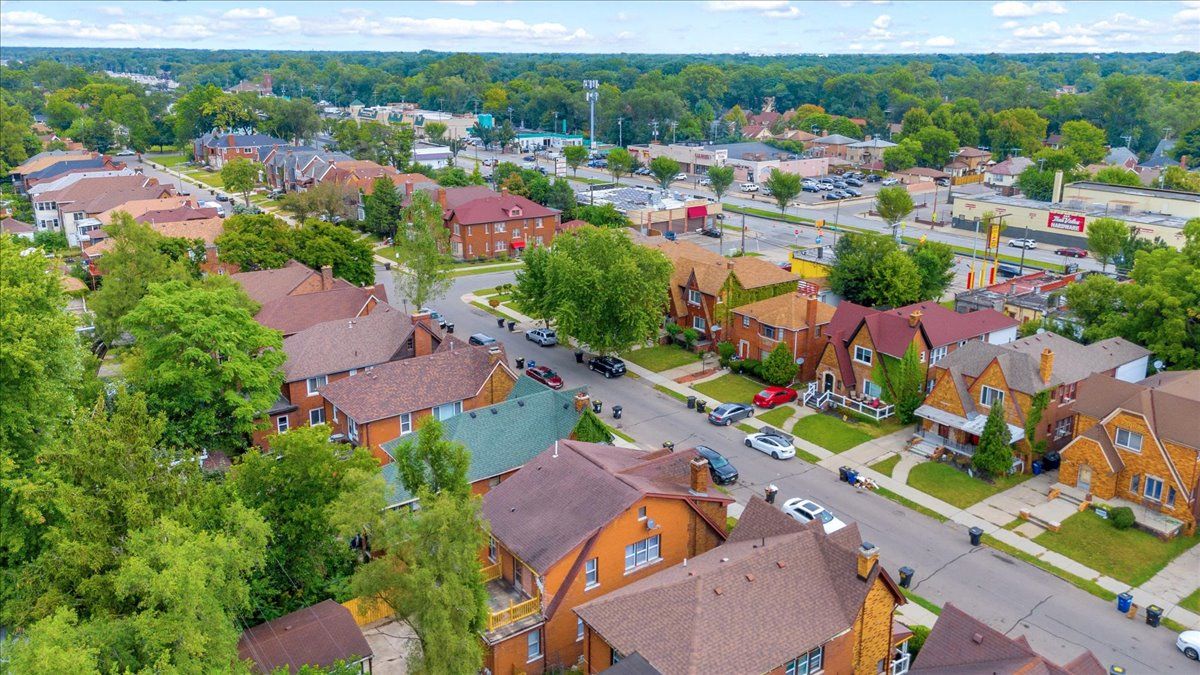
left=510, top=240, right=526, bottom=249
left=913, top=404, right=1025, bottom=442
left=686, top=205, right=707, bottom=218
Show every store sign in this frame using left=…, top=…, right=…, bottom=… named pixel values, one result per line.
left=987, top=223, right=1001, bottom=250
left=1047, top=212, right=1085, bottom=232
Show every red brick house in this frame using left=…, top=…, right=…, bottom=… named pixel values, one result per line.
left=193, top=131, right=289, bottom=169
left=434, top=186, right=561, bottom=260
left=575, top=497, right=907, bottom=675
left=729, top=292, right=836, bottom=380
left=230, top=261, right=387, bottom=337
left=479, top=441, right=732, bottom=675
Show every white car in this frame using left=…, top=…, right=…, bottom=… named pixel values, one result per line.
left=699, top=177, right=712, bottom=186
left=674, top=173, right=688, bottom=181
left=782, top=498, right=847, bottom=533
left=744, top=432, right=796, bottom=459
left=740, top=183, right=759, bottom=192
left=1008, top=238, right=1038, bottom=250
left=1178, top=630, right=1200, bottom=660
left=881, top=178, right=900, bottom=186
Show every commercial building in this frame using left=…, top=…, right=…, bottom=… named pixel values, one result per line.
left=411, top=142, right=453, bottom=169
left=845, top=138, right=897, bottom=167
left=627, top=141, right=828, bottom=183
left=516, top=132, right=585, bottom=152
left=580, top=185, right=721, bottom=235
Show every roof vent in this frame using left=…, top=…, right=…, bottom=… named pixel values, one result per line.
left=776, top=561, right=787, bottom=569
left=972, top=632, right=984, bottom=644
left=745, top=574, right=755, bottom=582
left=517, top=400, right=525, bottom=407
left=720, top=557, right=729, bottom=563
left=490, top=407, right=498, bottom=414
left=469, top=412, right=477, bottom=418
left=713, top=587, right=723, bottom=595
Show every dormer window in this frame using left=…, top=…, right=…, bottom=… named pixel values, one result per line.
left=509, top=207, right=522, bottom=217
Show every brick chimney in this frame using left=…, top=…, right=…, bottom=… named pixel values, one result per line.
left=320, top=265, right=334, bottom=290
left=487, top=345, right=503, bottom=366
left=908, top=310, right=923, bottom=328
left=574, top=391, right=591, bottom=412
left=805, top=294, right=819, bottom=330
left=404, top=181, right=414, bottom=198
left=856, top=541, right=879, bottom=580
left=436, top=187, right=447, bottom=209
left=410, top=311, right=434, bottom=356
left=689, top=457, right=710, bottom=495
left=226, top=135, right=237, bottom=147
left=1040, top=348, right=1054, bottom=384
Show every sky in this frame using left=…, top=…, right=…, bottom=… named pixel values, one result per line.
left=1, top=1, right=1198, bottom=54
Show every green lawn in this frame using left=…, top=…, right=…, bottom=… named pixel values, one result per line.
left=981, top=534, right=1118, bottom=601
left=453, top=263, right=523, bottom=277
left=756, top=405, right=796, bottom=429
left=791, top=414, right=873, bottom=454
left=182, top=169, right=225, bottom=189
left=690, top=374, right=766, bottom=404
left=1033, top=511, right=1200, bottom=586
left=152, top=153, right=190, bottom=168
left=906, top=461, right=1030, bottom=509
left=1180, top=588, right=1200, bottom=614
left=619, top=345, right=700, bottom=373
left=870, top=454, right=901, bottom=478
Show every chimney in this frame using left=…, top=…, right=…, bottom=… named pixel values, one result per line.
left=487, top=345, right=503, bottom=366
left=689, top=457, right=710, bottom=495
left=226, top=135, right=236, bottom=147
left=574, top=391, right=591, bottom=412
left=320, top=265, right=334, bottom=290
left=410, top=311, right=434, bottom=356
left=1040, top=348, right=1054, bottom=384
left=908, top=309, right=923, bottom=328
left=805, top=294, right=819, bottom=330
left=1051, top=170, right=1064, bottom=204
left=856, top=541, right=879, bottom=580
left=436, top=187, right=447, bottom=209
left=404, top=181, right=414, bottom=198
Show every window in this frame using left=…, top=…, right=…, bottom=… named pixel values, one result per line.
left=488, top=537, right=497, bottom=562
left=276, top=416, right=289, bottom=433
left=1167, top=486, right=1177, bottom=507
left=309, top=407, right=325, bottom=426
left=926, top=378, right=936, bottom=393
left=919, top=351, right=926, bottom=363
left=536, top=218, right=544, bottom=228
left=513, top=563, right=523, bottom=589
left=742, top=314, right=751, bottom=327
left=433, top=401, right=462, bottom=421
left=687, top=289, right=702, bottom=305
left=1052, top=417, right=1073, bottom=439
left=494, top=222, right=506, bottom=232
left=853, top=345, right=873, bottom=365
left=496, top=241, right=507, bottom=251
left=526, top=629, right=542, bottom=662
left=863, top=380, right=883, bottom=399
left=785, top=646, right=824, bottom=675
left=512, top=228, right=521, bottom=238
left=488, top=476, right=502, bottom=487
left=534, top=235, right=543, bottom=245
left=638, top=506, right=647, bottom=520
left=453, top=223, right=460, bottom=235
left=693, top=316, right=706, bottom=332
left=760, top=324, right=779, bottom=340
left=585, top=558, right=599, bottom=589
left=1130, top=474, right=1140, bottom=493
left=1061, top=382, right=1077, bottom=402
left=306, top=375, right=327, bottom=396
left=348, top=369, right=357, bottom=377
left=577, top=616, right=585, bottom=642
left=980, top=385, right=1004, bottom=407
left=1144, top=476, right=1164, bottom=502
left=347, top=417, right=359, bottom=444
left=399, top=412, right=412, bottom=434
left=624, top=535, right=661, bottom=572
left=1115, top=427, right=1143, bottom=452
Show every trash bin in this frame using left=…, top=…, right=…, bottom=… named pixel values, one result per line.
left=844, top=468, right=859, bottom=486
left=445, top=322, right=455, bottom=334
left=968, top=526, right=983, bottom=546
left=839, top=466, right=852, bottom=482
left=1042, top=451, right=1061, bottom=471
left=687, top=395, right=696, bottom=409
left=612, top=405, right=623, bottom=419
left=592, top=400, right=603, bottom=414
left=1146, top=605, right=1162, bottom=627
left=1032, top=460, right=1043, bottom=476
left=1117, top=592, right=1133, bottom=614
left=515, top=357, right=525, bottom=369
left=497, top=318, right=505, bottom=328
left=898, top=566, right=914, bottom=589
left=383, top=262, right=392, bottom=271
left=696, top=400, right=707, bottom=413
left=1109, top=667, right=1126, bottom=675
left=575, top=351, right=585, bottom=364
left=765, top=485, right=778, bottom=504
left=507, top=320, right=516, bottom=332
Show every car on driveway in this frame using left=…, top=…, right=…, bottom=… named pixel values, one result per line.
left=1055, top=247, right=1088, bottom=258
left=525, top=365, right=563, bottom=389
left=1008, top=238, right=1038, bottom=249
left=525, top=327, right=557, bottom=346
left=588, top=355, right=626, bottom=378
left=753, top=386, right=798, bottom=408
left=707, top=402, right=754, bottom=426
left=699, top=177, right=712, bottom=186
left=744, top=431, right=796, bottom=459
left=1178, top=630, right=1200, bottom=660
left=781, top=498, right=847, bottom=533
left=696, top=445, right=738, bottom=485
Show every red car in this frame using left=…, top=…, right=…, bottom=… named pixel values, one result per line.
left=526, top=365, right=563, bottom=389
left=1055, top=247, right=1088, bottom=258
left=753, top=386, right=799, bottom=408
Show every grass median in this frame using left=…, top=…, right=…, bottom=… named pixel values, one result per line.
left=619, top=345, right=700, bottom=373
left=982, top=534, right=1118, bottom=602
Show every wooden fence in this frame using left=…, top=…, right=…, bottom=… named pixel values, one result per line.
left=342, top=597, right=395, bottom=627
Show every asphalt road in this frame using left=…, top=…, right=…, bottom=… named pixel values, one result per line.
left=376, top=264, right=1188, bottom=673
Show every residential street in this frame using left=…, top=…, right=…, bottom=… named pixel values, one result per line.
left=377, top=264, right=1187, bottom=673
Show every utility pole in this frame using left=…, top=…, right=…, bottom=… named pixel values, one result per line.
left=617, top=117, right=623, bottom=147
left=584, top=80, right=599, bottom=153
left=670, top=119, right=678, bottom=144
left=651, top=118, right=659, bottom=143
left=1018, top=220, right=1032, bottom=275
left=741, top=211, right=746, bottom=256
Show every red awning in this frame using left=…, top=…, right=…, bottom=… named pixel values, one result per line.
left=510, top=240, right=526, bottom=249
left=686, top=205, right=708, bottom=218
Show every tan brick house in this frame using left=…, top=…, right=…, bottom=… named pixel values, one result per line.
left=575, top=497, right=907, bottom=675
left=1058, top=370, right=1200, bottom=536
left=434, top=186, right=562, bottom=260
left=728, top=292, right=836, bottom=381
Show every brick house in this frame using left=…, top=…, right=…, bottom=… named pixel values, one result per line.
left=808, top=133, right=860, bottom=160
left=230, top=261, right=388, bottom=337
left=320, top=340, right=518, bottom=463
left=479, top=441, right=732, bottom=674
left=31, top=175, right=175, bottom=246
left=193, top=131, right=290, bottom=169
left=816, top=301, right=1018, bottom=402
left=728, top=292, right=836, bottom=380
left=259, top=147, right=354, bottom=192
left=434, top=186, right=562, bottom=260
left=916, top=333, right=1150, bottom=471
left=1058, top=370, right=1200, bottom=537
left=575, top=497, right=907, bottom=675
left=944, top=146, right=993, bottom=177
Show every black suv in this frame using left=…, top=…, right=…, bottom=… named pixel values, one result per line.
left=696, top=446, right=739, bottom=485
left=588, top=355, right=627, bottom=378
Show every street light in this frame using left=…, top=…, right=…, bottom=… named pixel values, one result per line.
left=584, top=80, right=599, bottom=153
left=617, top=117, right=623, bottom=147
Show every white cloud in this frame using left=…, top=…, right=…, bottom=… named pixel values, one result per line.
left=925, top=35, right=956, bottom=47
left=1001, top=20, right=1019, bottom=29
left=705, top=0, right=789, bottom=11
left=1174, top=4, right=1200, bottom=25
left=615, top=30, right=636, bottom=40
left=991, top=1, right=1066, bottom=17
left=221, top=7, right=276, bottom=20
left=0, top=9, right=214, bottom=41
left=1013, top=21, right=1061, bottom=38
left=615, top=11, right=628, bottom=21
left=765, top=6, right=802, bottom=18
left=900, top=40, right=920, bottom=48
left=267, top=15, right=302, bottom=32
left=96, top=6, right=124, bottom=16
left=872, top=14, right=891, bottom=29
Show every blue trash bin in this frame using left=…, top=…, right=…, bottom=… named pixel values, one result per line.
left=1032, top=460, right=1043, bottom=476
left=1117, top=592, right=1133, bottom=613
left=845, top=469, right=859, bottom=485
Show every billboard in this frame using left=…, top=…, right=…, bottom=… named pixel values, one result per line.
left=1047, top=212, right=1086, bottom=232
left=987, top=223, right=1001, bottom=250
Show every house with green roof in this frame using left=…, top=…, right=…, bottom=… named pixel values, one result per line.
left=379, top=376, right=589, bottom=508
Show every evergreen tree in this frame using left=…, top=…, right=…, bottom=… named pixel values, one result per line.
left=973, top=401, right=1014, bottom=478
left=572, top=409, right=614, bottom=443
left=364, top=176, right=402, bottom=241
left=761, top=342, right=799, bottom=386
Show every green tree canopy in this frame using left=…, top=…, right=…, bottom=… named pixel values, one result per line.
left=291, top=220, right=377, bottom=287
left=214, top=213, right=294, bottom=271
left=607, top=147, right=635, bottom=184
left=908, top=240, right=956, bottom=301
left=363, top=176, right=402, bottom=240
left=392, top=418, right=471, bottom=499
left=913, top=126, right=958, bottom=168
left=763, top=169, right=801, bottom=214
left=563, top=144, right=587, bottom=175
left=973, top=401, right=1014, bottom=478
left=707, top=165, right=735, bottom=201
left=649, top=155, right=682, bottom=190
left=875, top=186, right=915, bottom=240
left=574, top=203, right=633, bottom=228
left=90, top=214, right=193, bottom=342
left=761, top=341, right=799, bottom=386
left=220, top=157, right=261, bottom=207
left=392, top=190, right=454, bottom=309
left=513, top=244, right=555, bottom=326
left=1060, top=120, right=1108, bottom=165
left=1092, top=166, right=1143, bottom=187
left=1085, top=217, right=1129, bottom=272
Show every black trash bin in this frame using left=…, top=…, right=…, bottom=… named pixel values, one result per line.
left=592, top=400, right=603, bottom=414
left=497, top=318, right=505, bottom=328
left=898, top=566, right=914, bottom=589
left=1042, top=451, right=1061, bottom=471
left=839, top=466, right=852, bottom=482
left=507, top=320, right=516, bottom=332
left=687, top=395, right=696, bottom=409
left=612, top=405, right=623, bottom=419
left=445, top=322, right=455, bottom=334
left=383, top=262, right=391, bottom=271
left=764, top=485, right=778, bottom=504
left=696, top=400, right=707, bottom=413
left=1146, top=605, right=1162, bottom=627
left=515, top=357, right=525, bottom=369
left=575, top=351, right=585, bottom=364
left=968, top=526, right=984, bottom=546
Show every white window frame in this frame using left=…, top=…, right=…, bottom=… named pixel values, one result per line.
left=488, top=537, right=497, bottom=562
left=399, top=412, right=413, bottom=434
left=687, top=289, right=702, bottom=306
left=853, top=345, right=873, bottom=365
left=1144, top=475, right=1164, bottom=501
left=276, top=416, right=289, bottom=433
left=577, top=616, right=585, bottom=642
left=624, top=535, right=661, bottom=572
left=638, top=506, right=647, bottom=521
left=742, top=314, right=750, bottom=327
left=692, top=315, right=706, bottom=332
left=347, top=417, right=359, bottom=444
left=309, top=407, right=325, bottom=426
left=494, top=221, right=506, bottom=232
left=585, top=558, right=599, bottom=589
left=760, top=324, right=778, bottom=340
left=432, top=401, right=463, bottom=421
left=1115, top=427, right=1142, bottom=452
left=980, top=385, right=1004, bottom=407
left=930, top=346, right=948, bottom=364
left=785, top=646, right=824, bottom=675
left=306, top=375, right=327, bottom=396
left=526, top=629, right=542, bottom=662
left=863, top=379, right=883, bottom=399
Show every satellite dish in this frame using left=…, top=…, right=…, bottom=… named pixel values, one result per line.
left=1153, top=360, right=1165, bottom=371
left=1036, top=328, right=1045, bottom=334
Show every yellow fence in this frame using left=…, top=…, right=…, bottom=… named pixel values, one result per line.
left=952, top=173, right=985, bottom=186
left=481, top=561, right=502, bottom=583
left=486, top=594, right=541, bottom=632
left=342, top=597, right=395, bottom=627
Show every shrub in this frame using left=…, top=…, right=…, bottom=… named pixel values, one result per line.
left=761, top=342, right=799, bottom=385
left=908, top=625, right=930, bottom=658
left=33, top=230, right=69, bottom=251
left=665, top=323, right=682, bottom=339
left=1109, top=506, right=1135, bottom=530
left=682, top=328, right=699, bottom=349
left=742, top=359, right=762, bottom=377
left=716, top=341, right=735, bottom=367
left=488, top=298, right=501, bottom=308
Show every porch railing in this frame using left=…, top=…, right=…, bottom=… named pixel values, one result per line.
left=486, top=594, right=541, bottom=632
left=891, top=651, right=911, bottom=675
left=828, top=392, right=895, bottom=420
left=916, top=428, right=975, bottom=455
left=481, top=562, right=501, bottom=583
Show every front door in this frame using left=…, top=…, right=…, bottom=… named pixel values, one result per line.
left=823, top=372, right=834, bottom=393
left=738, top=340, right=749, bottom=359
left=1078, top=464, right=1092, bottom=492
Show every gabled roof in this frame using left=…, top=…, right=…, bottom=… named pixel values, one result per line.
left=281, top=304, right=415, bottom=382
left=1139, top=138, right=1176, bottom=168
left=1103, top=146, right=1138, bottom=167
left=810, top=134, right=860, bottom=145
left=1073, top=370, right=1200, bottom=454
left=237, top=600, right=372, bottom=674
left=935, top=333, right=1148, bottom=394
left=198, top=131, right=289, bottom=149
left=898, top=167, right=950, bottom=179
left=988, top=156, right=1033, bottom=176
left=575, top=497, right=900, bottom=675
left=0, top=217, right=34, bottom=234
left=379, top=379, right=585, bottom=506
left=830, top=300, right=1016, bottom=360
left=231, top=260, right=355, bottom=306
left=911, top=603, right=1104, bottom=675
left=22, top=156, right=112, bottom=182
left=10, top=150, right=94, bottom=176
left=731, top=291, right=835, bottom=331
left=443, top=188, right=560, bottom=226
left=95, top=196, right=191, bottom=224
left=37, top=175, right=167, bottom=211
left=956, top=146, right=991, bottom=158
left=483, top=441, right=731, bottom=575
left=848, top=138, right=897, bottom=149
left=254, top=284, right=386, bottom=337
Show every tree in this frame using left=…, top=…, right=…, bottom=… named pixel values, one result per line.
left=1173, top=126, right=1200, bottom=168
left=607, top=147, right=634, bottom=185
left=393, top=190, right=454, bottom=309
left=495, top=119, right=517, bottom=152
left=875, top=186, right=914, bottom=241
left=763, top=169, right=801, bottom=215
left=363, top=177, right=402, bottom=240
left=214, top=213, right=294, bottom=271
left=1093, top=166, right=1142, bottom=187
left=391, top=419, right=471, bottom=499
left=281, top=181, right=355, bottom=223
left=649, top=156, right=681, bottom=190
left=1016, top=164, right=1055, bottom=201
left=912, top=126, right=958, bottom=168
left=90, top=215, right=192, bottom=342
left=973, top=401, right=1014, bottom=478
left=2, top=608, right=100, bottom=674
left=878, top=344, right=925, bottom=423
left=563, top=144, right=587, bottom=176
left=572, top=409, right=614, bottom=443
left=1060, top=120, right=1107, bottom=165
left=828, top=232, right=921, bottom=307
left=220, top=156, right=260, bottom=206
left=123, top=278, right=285, bottom=451
left=1160, top=165, right=1200, bottom=193
left=1086, top=217, right=1129, bottom=273
left=291, top=219, right=376, bottom=286
left=908, top=240, right=956, bottom=301
left=574, top=203, right=633, bottom=229
left=761, top=342, right=799, bottom=386
left=900, top=107, right=931, bottom=138
left=513, top=244, right=555, bottom=326
left=424, top=121, right=448, bottom=143
left=707, top=165, right=734, bottom=202
left=883, top=140, right=919, bottom=172
left=231, top=426, right=377, bottom=621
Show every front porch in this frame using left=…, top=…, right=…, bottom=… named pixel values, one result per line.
left=803, top=383, right=895, bottom=420
left=1049, top=482, right=1188, bottom=539
left=481, top=575, right=543, bottom=643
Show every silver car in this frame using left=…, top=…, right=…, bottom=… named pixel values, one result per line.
left=525, top=327, right=557, bottom=346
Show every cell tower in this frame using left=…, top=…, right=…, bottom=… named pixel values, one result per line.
left=584, top=80, right=599, bottom=152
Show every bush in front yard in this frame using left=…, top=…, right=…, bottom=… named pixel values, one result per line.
left=1109, top=506, right=1135, bottom=530
left=717, top=340, right=735, bottom=367
left=762, top=342, right=799, bottom=385
left=682, top=328, right=699, bottom=349
left=972, top=403, right=1013, bottom=478
left=742, top=359, right=762, bottom=378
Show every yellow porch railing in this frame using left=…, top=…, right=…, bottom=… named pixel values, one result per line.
left=481, top=561, right=502, bottom=583
left=486, top=594, right=541, bottom=632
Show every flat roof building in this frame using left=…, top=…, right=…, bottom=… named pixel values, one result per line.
left=628, top=141, right=828, bottom=183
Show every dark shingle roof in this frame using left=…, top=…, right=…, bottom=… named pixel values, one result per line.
left=936, top=333, right=1148, bottom=393
left=237, top=599, right=372, bottom=674
left=254, top=285, right=386, bottom=337
left=281, top=305, right=413, bottom=382
left=231, top=260, right=353, bottom=306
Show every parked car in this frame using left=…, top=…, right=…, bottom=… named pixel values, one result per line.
left=781, top=498, right=847, bottom=533
left=525, top=365, right=564, bottom=389
left=674, top=173, right=688, bottom=181
left=699, top=177, right=712, bottom=186
left=753, top=386, right=798, bottom=408
left=482, top=158, right=498, bottom=166
left=865, top=174, right=883, bottom=183
left=1177, top=630, right=1200, bottom=660
left=1055, top=247, right=1088, bottom=258
left=634, top=167, right=652, bottom=176
left=1008, top=238, right=1038, bottom=249
left=802, top=183, right=822, bottom=193
left=215, top=193, right=231, bottom=202
left=699, top=226, right=722, bottom=238
left=881, top=178, right=900, bottom=186
left=707, top=402, right=754, bottom=426
left=744, top=431, right=796, bottom=460
left=935, top=177, right=951, bottom=187
left=761, top=187, right=774, bottom=197
left=468, top=333, right=497, bottom=346
left=832, top=181, right=848, bottom=189
left=777, top=260, right=792, bottom=272
left=588, top=355, right=626, bottom=378
left=740, top=183, right=760, bottom=193
left=844, top=178, right=864, bottom=187
left=525, top=327, right=557, bottom=346
left=997, top=263, right=1023, bottom=278
left=522, top=155, right=536, bottom=162
left=419, top=307, right=447, bottom=328
left=695, top=446, right=739, bottom=485
left=822, top=191, right=843, bottom=201
left=843, top=187, right=862, bottom=197
left=831, top=190, right=851, bottom=199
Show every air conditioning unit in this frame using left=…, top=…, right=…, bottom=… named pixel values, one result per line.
left=646, top=518, right=658, bottom=531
